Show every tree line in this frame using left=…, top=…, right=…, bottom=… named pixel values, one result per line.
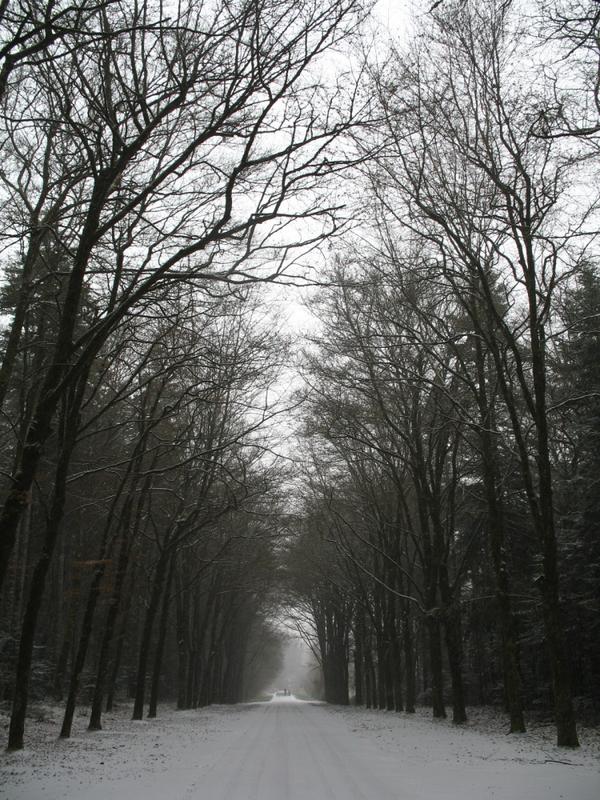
left=0, top=0, right=366, bottom=750
left=286, top=0, right=600, bottom=749
left=0, top=0, right=598, bottom=756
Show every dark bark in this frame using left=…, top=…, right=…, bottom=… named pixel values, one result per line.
left=442, top=609, right=467, bottom=725
left=438, top=557, right=467, bottom=724
left=376, top=631, right=387, bottom=710
left=88, top=536, right=136, bottom=731
left=89, top=429, right=162, bottom=726
left=52, top=637, right=70, bottom=702
left=533, top=345, right=579, bottom=746
left=147, top=554, right=175, bottom=718
left=60, top=541, right=116, bottom=738
left=0, top=175, right=114, bottom=594
left=427, top=615, right=446, bottom=719
left=391, top=629, right=403, bottom=712
left=104, top=594, right=131, bottom=714
left=364, top=644, right=374, bottom=709
left=474, top=334, right=526, bottom=733
left=175, top=567, right=188, bottom=710
left=132, top=551, right=170, bottom=720
left=353, top=619, right=364, bottom=705
left=7, top=392, right=82, bottom=750
left=403, top=608, right=416, bottom=713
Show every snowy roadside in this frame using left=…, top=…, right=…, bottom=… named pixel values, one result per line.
left=328, top=704, right=600, bottom=767
left=0, top=702, right=261, bottom=800
left=328, top=704, right=600, bottom=799
left=0, top=701, right=599, bottom=800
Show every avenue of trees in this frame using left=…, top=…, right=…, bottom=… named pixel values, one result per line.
left=287, top=0, right=600, bottom=749
left=0, top=0, right=367, bottom=750
left=0, top=0, right=598, bottom=755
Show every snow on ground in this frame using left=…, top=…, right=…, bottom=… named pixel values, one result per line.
left=1, top=697, right=599, bottom=799
left=328, top=704, right=600, bottom=800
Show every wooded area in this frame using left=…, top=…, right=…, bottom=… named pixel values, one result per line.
left=0, top=0, right=598, bottom=755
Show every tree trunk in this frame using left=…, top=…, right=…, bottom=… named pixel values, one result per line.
left=443, top=609, right=467, bottom=724
left=0, top=176, right=112, bottom=593
left=52, top=637, right=70, bottom=702
left=364, top=643, right=373, bottom=709
left=0, top=228, right=45, bottom=414
left=132, top=552, right=170, bottom=720
left=147, top=554, right=175, bottom=718
left=403, top=608, right=416, bottom=713
left=60, top=541, right=116, bottom=738
left=376, top=632, right=387, bottom=710
left=7, top=532, right=61, bottom=750
left=475, top=335, right=526, bottom=733
left=7, top=395, right=81, bottom=750
left=88, top=539, right=135, bottom=730
left=104, top=601, right=130, bottom=714
left=175, top=566, right=189, bottom=710
left=391, top=630, right=403, bottom=712
left=353, top=620, right=364, bottom=706
left=427, top=615, right=446, bottom=719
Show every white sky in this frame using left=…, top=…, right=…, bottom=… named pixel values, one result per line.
left=374, top=0, right=411, bottom=33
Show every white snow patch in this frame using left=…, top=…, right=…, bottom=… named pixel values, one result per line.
left=0, top=702, right=598, bottom=799
left=327, top=705, right=600, bottom=800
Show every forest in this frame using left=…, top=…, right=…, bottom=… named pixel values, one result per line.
left=0, top=0, right=598, bottom=756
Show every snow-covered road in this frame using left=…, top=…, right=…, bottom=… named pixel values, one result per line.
left=2, top=696, right=599, bottom=799
left=188, top=696, right=403, bottom=799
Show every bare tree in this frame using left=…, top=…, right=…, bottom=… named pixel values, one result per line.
left=366, top=0, right=597, bottom=745
left=534, top=0, right=600, bottom=141
left=0, top=0, right=119, bottom=101
left=0, top=0, right=368, bottom=596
